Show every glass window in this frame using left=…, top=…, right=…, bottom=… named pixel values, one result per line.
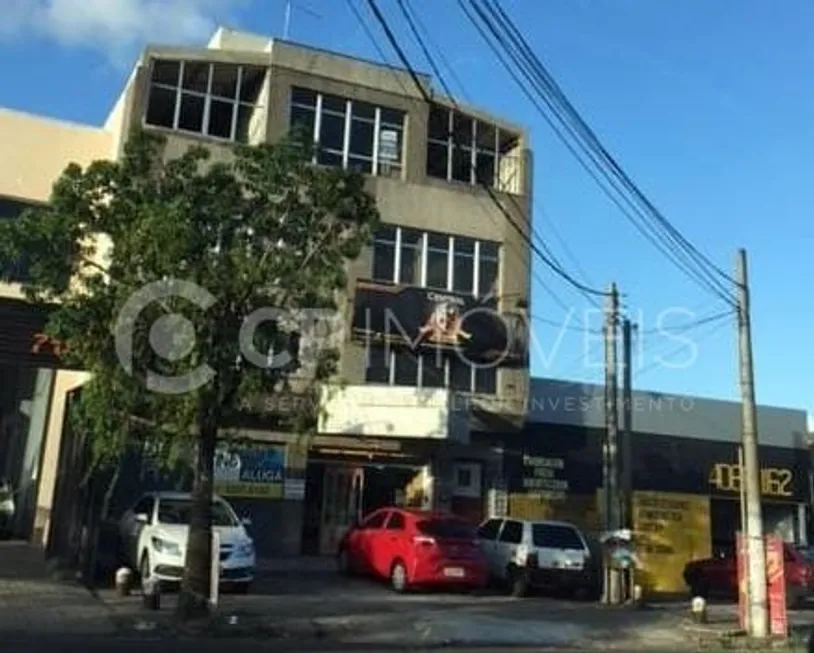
left=378, top=126, right=402, bottom=167
left=531, top=524, right=585, bottom=550
left=322, top=94, right=346, bottom=113
left=451, top=145, right=472, bottom=183
left=475, top=151, right=496, bottom=185
left=477, top=519, right=502, bottom=541
left=499, top=520, right=523, bottom=544
left=428, top=106, right=450, bottom=140
left=452, top=237, right=475, bottom=294
left=157, top=498, right=237, bottom=527
left=349, top=119, right=375, bottom=158
left=416, top=519, right=475, bottom=540
left=474, top=366, right=498, bottom=395
left=393, top=350, right=418, bottom=386
left=450, top=356, right=472, bottom=392
left=240, top=67, right=266, bottom=102
left=453, top=113, right=473, bottom=144
left=476, top=121, right=497, bottom=151
left=132, top=496, right=155, bottom=518
left=319, top=111, right=345, bottom=153
left=420, top=351, right=446, bottom=388
left=362, top=511, right=387, bottom=529
left=478, top=242, right=499, bottom=298
left=365, top=347, right=390, bottom=384
left=399, top=229, right=422, bottom=285
left=145, top=59, right=263, bottom=144
left=291, top=87, right=317, bottom=107
left=426, top=234, right=450, bottom=290
left=426, top=141, right=449, bottom=179
left=290, top=105, right=315, bottom=140
left=372, top=228, right=396, bottom=283
left=385, top=511, right=405, bottom=530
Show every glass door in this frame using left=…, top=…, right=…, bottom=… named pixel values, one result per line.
left=319, top=465, right=364, bottom=555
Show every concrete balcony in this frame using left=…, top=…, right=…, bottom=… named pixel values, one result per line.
left=318, top=384, right=470, bottom=444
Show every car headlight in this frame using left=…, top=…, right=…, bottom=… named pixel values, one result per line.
left=236, top=540, right=255, bottom=557
left=151, top=537, right=182, bottom=557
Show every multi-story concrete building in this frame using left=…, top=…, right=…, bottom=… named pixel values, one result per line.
left=0, top=27, right=532, bottom=556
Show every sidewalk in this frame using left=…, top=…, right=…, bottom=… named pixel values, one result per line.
left=0, top=540, right=117, bottom=638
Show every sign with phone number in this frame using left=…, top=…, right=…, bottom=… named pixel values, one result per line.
left=214, top=481, right=283, bottom=499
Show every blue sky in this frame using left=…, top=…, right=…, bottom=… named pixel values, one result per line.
left=1, top=1, right=810, bottom=421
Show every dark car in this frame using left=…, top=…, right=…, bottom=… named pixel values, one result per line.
left=683, top=542, right=814, bottom=607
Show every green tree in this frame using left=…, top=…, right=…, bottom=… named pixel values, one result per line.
left=0, top=129, right=380, bottom=617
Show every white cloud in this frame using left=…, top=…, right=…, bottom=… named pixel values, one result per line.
left=0, top=0, right=245, bottom=61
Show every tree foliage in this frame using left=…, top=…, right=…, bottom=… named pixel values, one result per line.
left=0, top=128, right=380, bottom=612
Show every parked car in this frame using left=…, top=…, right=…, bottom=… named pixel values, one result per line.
left=118, top=491, right=255, bottom=592
left=683, top=542, right=814, bottom=607
left=337, top=507, right=488, bottom=592
left=475, top=517, right=599, bottom=598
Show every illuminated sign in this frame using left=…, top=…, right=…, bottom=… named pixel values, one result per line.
left=708, top=463, right=793, bottom=498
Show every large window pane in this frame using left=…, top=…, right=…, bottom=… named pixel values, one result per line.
left=365, top=347, right=390, bottom=384
left=450, top=357, right=472, bottom=392
left=182, top=62, right=209, bottom=93
left=453, top=238, right=475, bottom=294
left=352, top=101, right=376, bottom=121
left=393, top=350, right=418, bottom=386
left=421, top=351, right=446, bottom=388
left=475, top=366, right=497, bottom=394
left=399, top=229, right=423, bottom=286
left=476, top=151, right=496, bottom=186
left=452, top=146, right=472, bottom=183
left=322, top=94, right=346, bottom=113
left=372, top=240, right=396, bottom=283
left=290, top=105, right=315, bottom=141
left=347, top=157, right=373, bottom=174
left=178, top=93, right=205, bottom=132
left=476, top=121, right=497, bottom=151
left=319, top=112, right=345, bottom=152
left=211, top=64, right=239, bottom=99
left=239, top=66, right=266, bottom=102
left=152, top=60, right=180, bottom=85
left=207, top=100, right=234, bottom=139
left=426, top=234, right=449, bottom=290
left=349, top=119, right=375, bottom=157
left=291, top=87, right=317, bottom=107
left=381, top=108, right=405, bottom=128
left=478, top=257, right=498, bottom=297
left=428, top=106, right=450, bottom=140
left=453, top=113, right=474, bottom=145
left=317, top=149, right=343, bottom=167
left=145, top=86, right=176, bottom=128
left=427, top=141, right=449, bottom=179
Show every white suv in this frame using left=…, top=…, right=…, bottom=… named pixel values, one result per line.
left=118, top=491, right=256, bottom=592
left=476, top=517, right=598, bottom=598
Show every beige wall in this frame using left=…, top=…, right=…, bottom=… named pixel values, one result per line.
left=0, top=109, right=115, bottom=300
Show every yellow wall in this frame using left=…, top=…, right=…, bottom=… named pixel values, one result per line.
left=508, top=493, right=602, bottom=535
left=632, top=491, right=711, bottom=594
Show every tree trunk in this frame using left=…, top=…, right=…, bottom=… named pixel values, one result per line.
left=176, top=398, right=218, bottom=620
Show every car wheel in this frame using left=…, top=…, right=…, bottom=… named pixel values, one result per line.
left=139, top=552, right=151, bottom=586
left=508, top=566, right=528, bottom=598
left=390, top=560, right=408, bottom=593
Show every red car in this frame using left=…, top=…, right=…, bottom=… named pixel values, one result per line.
left=337, top=507, right=488, bottom=592
left=683, top=543, right=814, bottom=607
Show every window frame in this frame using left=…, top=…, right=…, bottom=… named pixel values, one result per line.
left=290, top=86, right=405, bottom=177
left=363, top=347, right=498, bottom=395
left=426, top=106, right=518, bottom=192
left=371, top=226, right=500, bottom=299
left=144, top=59, right=265, bottom=143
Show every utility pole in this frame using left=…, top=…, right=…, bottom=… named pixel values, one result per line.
left=603, top=283, right=622, bottom=604
left=736, top=248, right=767, bottom=639
left=620, top=318, right=634, bottom=602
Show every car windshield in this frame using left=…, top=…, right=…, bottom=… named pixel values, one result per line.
left=532, top=523, right=584, bottom=550
left=417, top=519, right=475, bottom=540
left=157, top=499, right=237, bottom=526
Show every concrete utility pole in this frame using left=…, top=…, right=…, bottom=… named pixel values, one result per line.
left=736, top=248, right=768, bottom=639
left=620, top=318, right=634, bottom=602
left=603, top=283, right=622, bottom=604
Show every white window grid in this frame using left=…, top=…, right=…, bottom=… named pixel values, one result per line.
left=426, top=108, right=519, bottom=192
left=370, top=349, right=497, bottom=395
left=290, top=89, right=405, bottom=175
left=146, top=59, right=264, bottom=143
left=373, top=226, right=500, bottom=298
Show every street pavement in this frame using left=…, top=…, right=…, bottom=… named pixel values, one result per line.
left=2, top=542, right=813, bottom=651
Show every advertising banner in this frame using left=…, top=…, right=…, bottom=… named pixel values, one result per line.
left=765, top=534, right=788, bottom=637
left=214, top=445, right=285, bottom=499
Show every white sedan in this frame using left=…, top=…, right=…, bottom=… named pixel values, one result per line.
left=118, top=491, right=256, bottom=592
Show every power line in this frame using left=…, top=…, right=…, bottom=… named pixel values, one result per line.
left=461, top=0, right=737, bottom=309
left=635, top=309, right=734, bottom=335
left=635, top=315, right=730, bottom=378
left=365, top=0, right=609, bottom=301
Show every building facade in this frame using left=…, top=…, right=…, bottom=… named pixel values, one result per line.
left=0, top=28, right=532, bottom=556
left=482, top=378, right=811, bottom=594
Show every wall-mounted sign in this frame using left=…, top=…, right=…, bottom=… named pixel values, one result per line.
left=0, top=299, right=72, bottom=368
left=708, top=462, right=793, bottom=498
left=521, top=455, right=569, bottom=499
left=378, top=129, right=400, bottom=163
left=214, top=445, right=285, bottom=499
left=351, top=280, right=526, bottom=365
